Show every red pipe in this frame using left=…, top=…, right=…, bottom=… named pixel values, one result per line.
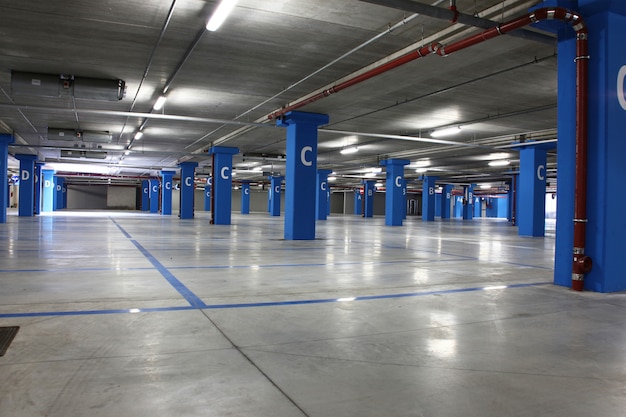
left=269, top=7, right=591, bottom=290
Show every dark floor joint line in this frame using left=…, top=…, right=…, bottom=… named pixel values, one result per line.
left=0, top=326, right=20, bottom=356
left=109, top=217, right=207, bottom=309
left=199, top=310, right=311, bottom=417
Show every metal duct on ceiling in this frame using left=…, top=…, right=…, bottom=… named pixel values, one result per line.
left=11, top=71, right=125, bottom=101
left=60, top=150, right=108, bottom=159
left=47, top=128, right=113, bottom=143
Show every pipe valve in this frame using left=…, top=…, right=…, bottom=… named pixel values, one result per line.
left=572, top=250, right=592, bottom=291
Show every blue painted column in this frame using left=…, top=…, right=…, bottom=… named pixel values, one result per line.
left=276, top=111, right=329, bottom=240
left=354, top=189, right=363, bottom=215
left=141, top=180, right=150, bottom=211
left=208, top=146, right=239, bottom=225
left=474, top=197, right=481, bottom=218
left=421, top=175, right=438, bottom=222
left=52, top=177, right=58, bottom=211
left=533, top=0, right=626, bottom=291
left=269, top=176, right=284, bottom=217
left=41, top=169, right=55, bottom=213
left=403, top=180, right=408, bottom=219
left=178, top=161, right=197, bottom=219
left=0, top=135, right=14, bottom=223
left=16, top=154, right=37, bottom=216
left=362, top=180, right=376, bottom=218
left=149, top=179, right=159, bottom=213
left=34, top=162, right=43, bottom=214
left=509, top=175, right=519, bottom=225
left=462, top=184, right=474, bottom=220
left=441, top=184, right=452, bottom=219
left=454, top=196, right=463, bottom=218
left=160, top=170, right=175, bottom=215
left=381, top=159, right=410, bottom=226
left=240, top=182, right=250, bottom=214
left=518, top=147, right=548, bottom=236
left=204, top=177, right=212, bottom=212
left=316, top=170, right=332, bottom=220
left=54, top=177, right=65, bottom=210
left=567, top=0, right=626, bottom=291
left=61, top=179, right=67, bottom=209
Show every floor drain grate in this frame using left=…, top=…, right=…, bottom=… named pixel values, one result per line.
left=0, top=326, right=19, bottom=356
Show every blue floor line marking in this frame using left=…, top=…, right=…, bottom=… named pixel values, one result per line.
left=0, top=282, right=551, bottom=318
left=110, top=219, right=132, bottom=239
left=109, top=218, right=207, bottom=309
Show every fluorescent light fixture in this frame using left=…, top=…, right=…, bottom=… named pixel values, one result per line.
left=375, top=182, right=383, bottom=188
left=415, top=167, right=427, bottom=173
left=369, top=167, right=382, bottom=173
left=479, top=184, right=491, bottom=189
left=328, top=176, right=337, bottom=181
left=337, top=297, right=356, bottom=302
left=206, top=0, right=239, bottom=32
left=413, top=159, right=430, bottom=167
left=153, top=95, right=167, bottom=111
left=430, top=126, right=462, bottom=138
left=134, top=131, right=144, bottom=140
left=488, top=152, right=509, bottom=160
left=124, top=150, right=131, bottom=155
left=340, top=146, right=358, bottom=154
left=488, top=159, right=510, bottom=167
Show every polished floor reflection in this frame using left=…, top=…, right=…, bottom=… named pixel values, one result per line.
left=0, top=211, right=624, bottom=417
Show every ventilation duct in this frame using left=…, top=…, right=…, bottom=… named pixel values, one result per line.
left=60, top=150, right=107, bottom=159
left=11, top=71, right=125, bottom=101
left=47, top=128, right=113, bottom=143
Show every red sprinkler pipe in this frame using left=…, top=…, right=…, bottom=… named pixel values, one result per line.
left=269, top=7, right=591, bottom=290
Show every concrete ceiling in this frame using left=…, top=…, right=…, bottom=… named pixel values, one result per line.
left=0, top=0, right=559, bottom=192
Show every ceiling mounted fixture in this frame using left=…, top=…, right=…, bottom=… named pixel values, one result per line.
left=206, top=0, right=239, bottom=32
left=153, top=95, right=167, bottom=111
left=415, top=168, right=428, bottom=173
left=430, top=126, right=462, bottom=138
left=488, top=160, right=510, bottom=167
left=340, top=146, right=358, bottom=155
left=413, top=159, right=430, bottom=168
left=134, top=131, right=144, bottom=140
left=11, top=71, right=125, bottom=101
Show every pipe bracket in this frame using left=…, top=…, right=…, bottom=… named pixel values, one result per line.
left=574, top=55, right=590, bottom=62
left=573, top=218, right=588, bottom=223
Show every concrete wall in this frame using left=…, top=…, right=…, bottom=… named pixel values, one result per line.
left=67, top=185, right=108, bottom=209
left=107, top=186, right=136, bottom=210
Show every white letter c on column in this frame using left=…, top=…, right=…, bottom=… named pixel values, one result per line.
left=618, top=65, right=626, bottom=111
left=301, top=146, right=313, bottom=167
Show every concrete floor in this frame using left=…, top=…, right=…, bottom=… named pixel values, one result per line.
left=0, top=210, right=624, bottom=417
